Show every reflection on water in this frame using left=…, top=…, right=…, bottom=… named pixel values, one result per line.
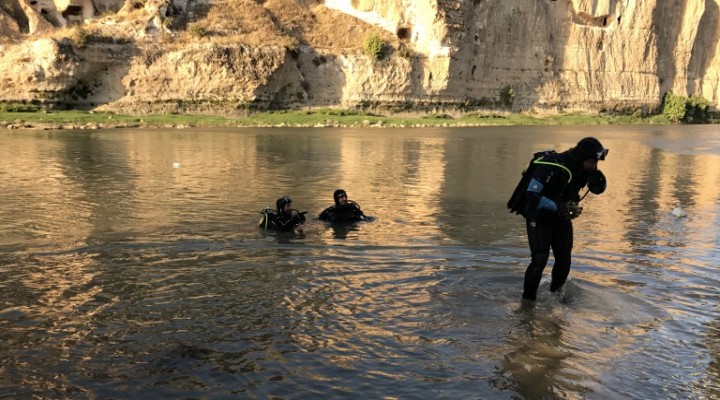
left=1, top=126, right=720, bottom=398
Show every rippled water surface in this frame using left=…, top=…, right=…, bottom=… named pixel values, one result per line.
left=1, top=126, right=720, bottom=399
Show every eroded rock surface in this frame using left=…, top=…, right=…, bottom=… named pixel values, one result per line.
left=0, top=0, right=718, bottom=113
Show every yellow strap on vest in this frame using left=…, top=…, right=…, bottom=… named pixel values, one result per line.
left=533, top=156, right=572, bottom=183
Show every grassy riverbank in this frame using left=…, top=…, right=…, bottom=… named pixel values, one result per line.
left=0, top=108, right=704, bottom=130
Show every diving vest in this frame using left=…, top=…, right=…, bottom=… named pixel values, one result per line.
left=507, top=150, right=572, bottom=216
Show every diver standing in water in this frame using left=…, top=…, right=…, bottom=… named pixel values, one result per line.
left=318, top=189, right=368, bottom=223
left=508, top=137, right=608, bottom=301
left=259, top=196, right=307, bottom=232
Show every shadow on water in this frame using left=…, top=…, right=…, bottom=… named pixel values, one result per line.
left=327, top=222, right=360, bottom=240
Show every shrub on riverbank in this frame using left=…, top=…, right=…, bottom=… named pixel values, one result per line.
left=663, top=93, right=712, bottom=123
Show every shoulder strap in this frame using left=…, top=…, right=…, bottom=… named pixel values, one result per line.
left=532, top=153, right=572, bottom=183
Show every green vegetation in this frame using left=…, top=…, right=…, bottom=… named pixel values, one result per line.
left=499, top=85, right=515, bottom=108
left=0, top=107, right=694, bottom=129
left=662, top=92, right=712, bottom=123
left=162, top=17, right=174, bottom=29
left=187, top=23, right=209, bottom=39
left=395, top=43, right=415, bottom=59
left=284, top=36, right=301, bottom=54
left=363, top=34, right=386, bottom=60
left=0, top=110, right=236, bottom=127
left=70, top=25, right=91, bottom=48
left=0, top=102, right=40, bottom=112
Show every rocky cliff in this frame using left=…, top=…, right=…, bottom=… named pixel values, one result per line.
left=0, top=0, right=718, bottom=113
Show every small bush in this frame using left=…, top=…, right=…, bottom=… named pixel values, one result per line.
left=662, top=92, right=711, bottom=123
left=0, top=102, right=40, bottom=112
left=162, top=17, right=174, bottom=28
left=188, top=23, right=208, bottom=38
left=423, top=113, right=454, bottom=120
left=687, top=94, right=711, bottom=123
left=363, top=34, right=386, bottom=60
left=70, top=25, right=91, bottom=48
left=142, top=45, right=163, bottom=66
left=499, top=85, right=515, bottom=107
left=662, top=92, right=687, bottom=122
left=396, top=43, right=414, bottom=59
left=285, top=36, right=300, bottom=51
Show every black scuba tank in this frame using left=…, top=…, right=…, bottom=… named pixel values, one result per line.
left=507, top=150, right=559, bottom=216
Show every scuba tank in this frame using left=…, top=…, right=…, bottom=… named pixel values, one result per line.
left=259, top=207, right=276, bottom=229
left=507, top=150, right=569, bottom=216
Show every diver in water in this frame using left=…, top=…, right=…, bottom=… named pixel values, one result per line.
left=518, top=137, right=608, bottom=301
left=318, top=189, right=368, bottom=223
left=259, top=195, right=307, bottom=232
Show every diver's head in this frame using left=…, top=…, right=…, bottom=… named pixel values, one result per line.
left=570, top=137, right=608, bottom=171
left=333, top=189, right=348, bottom=206
left=276, top=195, right=293, bottom=214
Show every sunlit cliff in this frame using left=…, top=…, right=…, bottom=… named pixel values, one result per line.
left=0, top=0, right=719, bottom=113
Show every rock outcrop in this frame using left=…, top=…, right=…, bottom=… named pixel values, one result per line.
left=0, top=0, right=718, bottom=113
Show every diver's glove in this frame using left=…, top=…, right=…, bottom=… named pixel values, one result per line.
left=588, top=169, right=607, bottom=194
left=558, top=202, right=570, bottom=220
left=291, top=210, right=307, bottom=224
left=558, top=201, right=583, bottom=220
left=569, top=202, right=583, bottom=219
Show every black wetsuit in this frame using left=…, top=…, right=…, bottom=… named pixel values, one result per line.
left=523, top=150, right=590, bottom=300
left=259, top=210, right=305, bottom=232
left=318, top=202, right=366, bottom=223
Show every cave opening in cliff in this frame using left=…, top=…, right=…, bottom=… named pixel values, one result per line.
left=62, top=5, right=84, bottom=25
left=397, top=27, right=411, bottom=41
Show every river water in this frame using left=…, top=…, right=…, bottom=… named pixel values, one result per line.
left=1, top=125, right=719, bottom=399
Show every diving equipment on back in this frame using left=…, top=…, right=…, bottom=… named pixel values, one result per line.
left=507, top=150, right=566, bottom=217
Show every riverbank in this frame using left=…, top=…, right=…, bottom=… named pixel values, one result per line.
left=0, top=108, right=705, bottom=130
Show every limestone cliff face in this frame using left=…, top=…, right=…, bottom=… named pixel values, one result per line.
left=0, top=39, right=289, bottom=111
left=0, top=0, right=718, bottom=113
left=326, top=0, right=720, bottom=111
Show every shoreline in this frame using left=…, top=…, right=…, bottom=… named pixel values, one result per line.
left=0, top=109, right=710, bottom=130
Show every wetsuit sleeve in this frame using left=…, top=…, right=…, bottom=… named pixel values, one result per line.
left=351, top=205, right=366, bottom=220
left=277, top=215, right=303, bottom=231
left=572, top=192, right=581, bottom=203
left=525, top=166, right=559, bottom=213
left=318, top=207, right=333, bottom=220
